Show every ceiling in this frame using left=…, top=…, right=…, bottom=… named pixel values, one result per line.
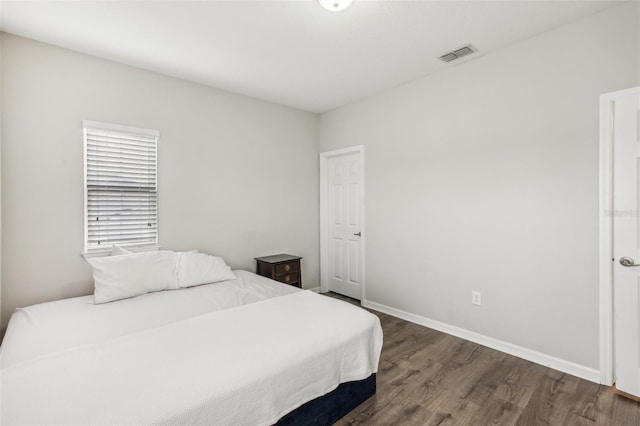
left=0, top=1, right=623, bottom=113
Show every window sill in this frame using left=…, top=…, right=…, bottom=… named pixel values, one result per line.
left=82, top=245, right=162, bottom=258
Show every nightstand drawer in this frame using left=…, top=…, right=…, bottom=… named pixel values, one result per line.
left=274, top=271, right=301, bottom=286
left=275, top=262, right=299, bottom=274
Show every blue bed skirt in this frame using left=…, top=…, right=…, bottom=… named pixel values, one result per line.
left=276, top=374, right=376, bottom=425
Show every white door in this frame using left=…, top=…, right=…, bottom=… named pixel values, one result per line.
left=613, top=87, right=640, bottom=397
left=324, top=150, right=364, bottom=299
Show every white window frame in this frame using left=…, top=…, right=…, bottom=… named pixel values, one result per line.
left=82, top=120, right=160, bottom=256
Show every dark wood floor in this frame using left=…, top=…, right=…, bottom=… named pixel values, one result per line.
left=325, top=292, right=640, bottom=426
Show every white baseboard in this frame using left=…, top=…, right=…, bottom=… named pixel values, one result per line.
left=307, top=286, right=320, bottom=293
left=362, top=299, right=600, bottom=384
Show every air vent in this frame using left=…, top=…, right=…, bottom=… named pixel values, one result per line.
left=439, top=44, right=476, bottom=63
left=439, top=52, right=458, bottom=63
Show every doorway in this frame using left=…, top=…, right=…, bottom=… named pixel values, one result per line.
left=599, top=86, right=640, bottom=397
left=320, top=146, right=365, bottom=300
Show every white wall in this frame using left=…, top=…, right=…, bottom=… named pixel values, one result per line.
left=1, top=34, right=319, bottom=329
left=319, top=3, right=639, bottom=370
left=0, top=32, right=3, bottom=335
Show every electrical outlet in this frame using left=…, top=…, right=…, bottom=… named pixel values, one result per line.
left=471, top=291, right=481, bottom=306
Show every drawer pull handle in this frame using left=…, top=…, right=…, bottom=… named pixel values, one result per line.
left=284, top=264, right=291, bottom=272
left=285, top=275, right=291, bottom=283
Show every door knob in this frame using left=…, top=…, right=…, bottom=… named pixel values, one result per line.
left=620, top=257, right=640, bottom=267
left=354, top=232, right=361, bottom=237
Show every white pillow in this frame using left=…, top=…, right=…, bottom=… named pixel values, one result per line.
left=88, top=251, right=178, bottom=304
left=177, top=252, right=236, bottom=288
left=111, top=245, right=133, bottom=256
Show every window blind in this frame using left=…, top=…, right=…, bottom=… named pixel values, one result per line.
left=83, top=121, right=159, bottom=252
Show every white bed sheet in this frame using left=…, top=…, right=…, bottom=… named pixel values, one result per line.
left=0, top=270, right=299, bottom=368
left=1, top=290, right=383, bottom=426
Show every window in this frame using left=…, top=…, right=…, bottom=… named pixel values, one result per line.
left=83, top=121, right=159, bottom=253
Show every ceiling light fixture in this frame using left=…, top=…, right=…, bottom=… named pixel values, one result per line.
left=318, top=0, right=353, bottom=12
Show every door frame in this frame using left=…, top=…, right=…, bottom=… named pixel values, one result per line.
left=319, top=145, right=365, bottom=299
left=599, top=86, right=639, bottom=386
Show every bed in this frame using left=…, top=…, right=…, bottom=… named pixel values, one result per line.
left=0, top=268, right=383, bottom=425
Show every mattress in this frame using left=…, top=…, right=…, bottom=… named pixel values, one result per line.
left=1, top=270, right=299, bottom=368
left=0, top=271, right=383, bottom=425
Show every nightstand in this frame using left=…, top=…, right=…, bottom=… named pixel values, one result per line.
left=255, top=254, right=302, bottom=288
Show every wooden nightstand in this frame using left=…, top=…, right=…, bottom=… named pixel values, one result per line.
left=255, top=254, right=302, bottom=288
